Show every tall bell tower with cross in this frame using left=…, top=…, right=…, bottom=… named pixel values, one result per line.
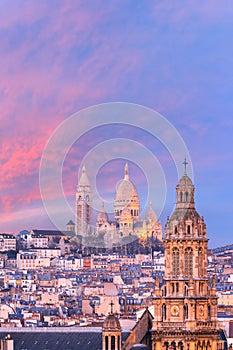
left=151, top=160, right=224, bottom=350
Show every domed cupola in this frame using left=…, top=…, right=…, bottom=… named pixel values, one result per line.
left=176, top=159, right=195, bottom=211
left=103, top=313, right=121, bottom=331
left=165, top=159, right=207, bottom=239
left=114, top=163, right=140, bottom=222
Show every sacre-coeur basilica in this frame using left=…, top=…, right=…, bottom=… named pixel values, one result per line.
left=73, top=163, right=162, bottom=249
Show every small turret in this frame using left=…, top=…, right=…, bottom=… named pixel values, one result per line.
left=102, top=301, right=122, bottom=350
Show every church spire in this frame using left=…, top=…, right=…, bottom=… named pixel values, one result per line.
left=78, top=164, right=91, bottom=187
left=146, top=200, right=157, bottom=223
left=124, top=163, right=129, bottom=180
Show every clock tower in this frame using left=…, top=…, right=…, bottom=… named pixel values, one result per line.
left=151, top=162, right=224, bottom=350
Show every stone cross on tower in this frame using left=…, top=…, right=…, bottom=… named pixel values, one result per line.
left=110, top=300, right=114, bottom=314
left=183, top=157, right=188, bottom=176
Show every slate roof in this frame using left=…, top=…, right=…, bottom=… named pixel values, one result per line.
left=0, top=329, right=130, bottom=350
left=32, top=229, right=66, bottom=237
left=66, top=220, right=75, bottom=225
left=219, top=329, right=228, bottom=350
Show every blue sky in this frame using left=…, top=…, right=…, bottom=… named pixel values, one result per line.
left=0, top=1, right=232, bottom=247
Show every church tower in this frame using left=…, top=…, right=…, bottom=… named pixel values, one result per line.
left=76, top=165, right=93, bottom=235
left=96, top=201, right=109, bottom=227
left=145, top=201, right=162, bottom=242
left=151, top=161, right=224, bottom=350
left=102, top=302, right=122, bottom=350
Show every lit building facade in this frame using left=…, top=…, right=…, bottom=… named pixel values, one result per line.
left=151, top=171, right=225, bottom=350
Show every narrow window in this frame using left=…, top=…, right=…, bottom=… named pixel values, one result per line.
left=171, top=341, right=176, bottom=350
left=180, top=192, right=183, bottom=202
left=162, top=304, right=166, bottom=321
left=184, top=304, right=188, bottom=319
left=184, top=248, right=193, bottom=277
left=172, top=248, right=180, bottom=277
left=111, top=336, right=115, bottom=350
left=208, top=304, right=211, bottom=318
left=105, top=336, right=108, bottom=350
left=198, top=248, right=204, bottom=277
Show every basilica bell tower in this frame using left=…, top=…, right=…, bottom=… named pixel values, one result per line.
left=76, top=165, right=93, bottom=235
left=151, top=161, right=224, bottom=350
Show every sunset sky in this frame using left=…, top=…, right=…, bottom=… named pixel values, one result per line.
left=0, top=1, right=233, bottom=247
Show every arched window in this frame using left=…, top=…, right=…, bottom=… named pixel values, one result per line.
left=171, top=341, right=176, bottom=350
left=162, top=304, right=166, bottom=321
left=185, top=191, right=189, bottom=202
left=184, top=248, right=193, bottom=277
left=86, top=195, right=89, bottom=202
left=111, top=335, right=115, bottom=350
left=118, top=335, right=120, bottom=350
left=208, top=304, right=211, bottom=318
left=172, top=248, right=180, bottom=277
left=199, top=282, right=204, bottom=294
left=198, top=248, right=204, bottom=277
left=174, top=226, right=178, bottom=234
left=187, top=225, right=191, bottom=234
left=184, top=304, right=188, bottom=319
left=105, top=336, right=109, bottom=350
left=178, top=342, right=184, bottom=350
left=180, top=192, right=183, bottom=202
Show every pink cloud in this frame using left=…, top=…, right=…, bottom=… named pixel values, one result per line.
left=153, top=0, right=233, bottom=23
left=0, top=1, right=231, bottom=243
